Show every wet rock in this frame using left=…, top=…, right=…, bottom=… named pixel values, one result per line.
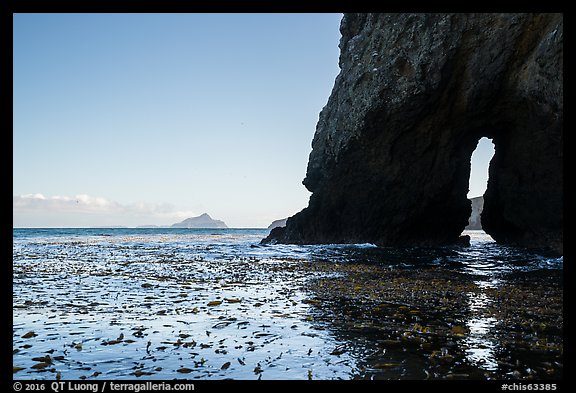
left=263, top=13, right=563, bottom=255
left=456, top=235, right=470, bottom=246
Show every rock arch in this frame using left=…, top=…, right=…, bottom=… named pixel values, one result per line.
left=263, top=13, right=563, bottom=255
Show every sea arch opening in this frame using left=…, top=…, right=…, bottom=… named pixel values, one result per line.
left=464, top=136, right=495, bottom=235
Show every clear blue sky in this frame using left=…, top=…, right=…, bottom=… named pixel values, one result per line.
left=13, top=13, right=493, bottom=228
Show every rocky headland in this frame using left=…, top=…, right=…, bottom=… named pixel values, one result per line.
left=263, top=13, right=563, bottom=255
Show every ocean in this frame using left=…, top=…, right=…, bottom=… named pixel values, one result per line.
left=13, top=228, right=563, bottom=380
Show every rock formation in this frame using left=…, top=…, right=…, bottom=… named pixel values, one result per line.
left=465, top=196, right=484, bottom=230
left=171, top=213, right=228, bottom=228
left=268, top=218, right=288, bottom=230
left=263, top=13, right=563, bottom=255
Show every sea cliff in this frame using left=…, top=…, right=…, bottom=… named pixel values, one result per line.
left=264, top=13, right=562, bottom=255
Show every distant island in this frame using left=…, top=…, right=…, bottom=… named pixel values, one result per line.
left=171, top=213, right=228, bottom=228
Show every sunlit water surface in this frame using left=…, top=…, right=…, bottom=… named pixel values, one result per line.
left=13, top=228, right=562, bottom=380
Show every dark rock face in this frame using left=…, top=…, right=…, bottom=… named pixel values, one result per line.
left=263, top=13, right=563, bottom=254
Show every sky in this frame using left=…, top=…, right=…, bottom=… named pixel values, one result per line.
left=469, top=137, right=495, bottom=200
left=13, top=13, right=494, bottom=228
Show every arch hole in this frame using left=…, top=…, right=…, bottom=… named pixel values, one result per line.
left=466, top=137, right=495, bottom=232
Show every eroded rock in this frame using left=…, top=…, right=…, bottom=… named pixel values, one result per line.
left=264, top=13, right=562, bottom=255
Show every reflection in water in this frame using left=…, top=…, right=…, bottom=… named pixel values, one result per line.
left=461, top=231, right=503, bottom=371
left=464, top=315, right=498, bottom=370
left=303, top=230, right=562, bottom=379
left=461, top=233, right=513, bottom=372
left=464, top=289, right=499, bottom=371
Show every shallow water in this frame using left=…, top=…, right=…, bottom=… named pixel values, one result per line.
left=13, top=229, right=563, bottom=380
